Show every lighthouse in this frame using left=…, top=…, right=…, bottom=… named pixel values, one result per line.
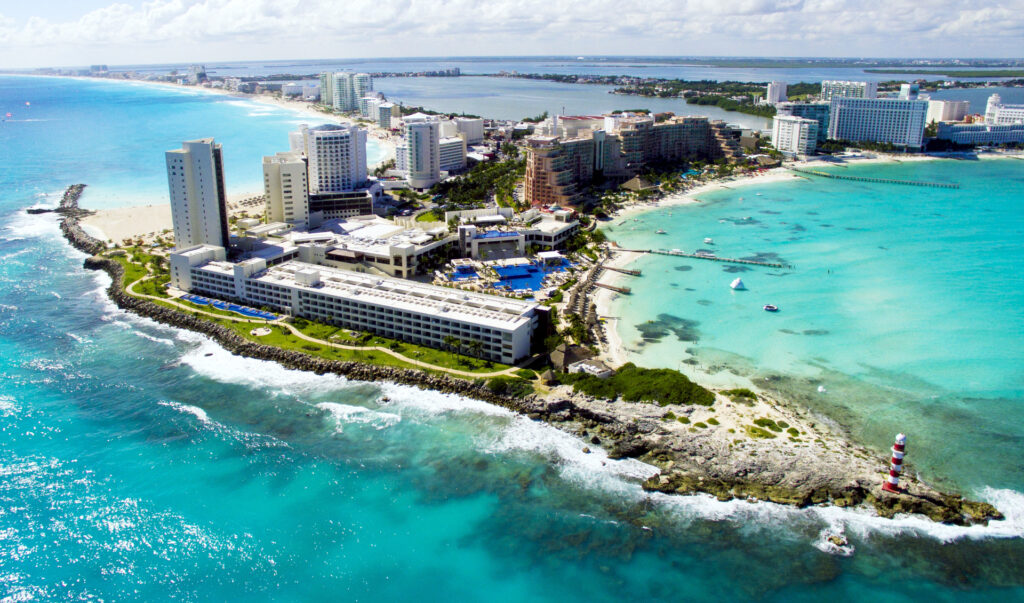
left=881, top=433, right=907, bottom=493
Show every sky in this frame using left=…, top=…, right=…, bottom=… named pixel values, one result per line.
left=1, top=0, right=1022, bottom=68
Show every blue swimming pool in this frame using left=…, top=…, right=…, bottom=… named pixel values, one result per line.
left=448, top=265, right=479, bottom=281
left=492, top=259, right=571, bottom=292
left=180, top=294, right=279, bottom=320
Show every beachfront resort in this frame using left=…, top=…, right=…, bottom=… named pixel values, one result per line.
left=87, top=68, right=1024, bottom=379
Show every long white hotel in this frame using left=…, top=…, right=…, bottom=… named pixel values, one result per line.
left=827, top=97, right=928, bottom=149
left=170, top=246, right=540, bottom=364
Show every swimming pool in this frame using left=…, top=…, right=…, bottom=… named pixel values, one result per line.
left=180, top=294, right=279, bottom=320
left=492, top=259, right=571, bottom=292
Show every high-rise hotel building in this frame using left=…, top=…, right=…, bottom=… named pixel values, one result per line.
left=771, top=115, right=819, bottom=155
left=263, top=152, right=309, bottom=229
left=820, top=80, right=878, bottom=102
left=402, top=113, right=441, bottom=189
left=827, top=97, right=928, bottom=149
left=332, top=73, right=373, bottom=112
left=166, top=138, right=229, bottom=249
left=292, top=124, right=368, bottom=194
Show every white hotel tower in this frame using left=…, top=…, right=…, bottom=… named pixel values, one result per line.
left=292, top=124, right=368, bottom=194
left=166, top=138, right=229, bottom=249
left=402, top=113, right=441, bottom=189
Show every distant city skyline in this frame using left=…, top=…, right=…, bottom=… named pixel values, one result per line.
left=1, top=0, right=1022, bottom=69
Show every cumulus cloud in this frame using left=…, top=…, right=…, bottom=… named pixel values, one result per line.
left=0, top=0, right=1020, bottom=60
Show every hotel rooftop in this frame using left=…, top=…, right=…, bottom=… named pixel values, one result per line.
left=254, top=260, right=537, bottom=331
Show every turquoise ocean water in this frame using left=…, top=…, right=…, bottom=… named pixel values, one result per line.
left=3, top=76, right=1024, bottom=601
left=605, top=160, right=1024, bottom=495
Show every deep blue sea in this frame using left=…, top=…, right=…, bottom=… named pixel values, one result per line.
left=2, top=75, right=1024, bottom=602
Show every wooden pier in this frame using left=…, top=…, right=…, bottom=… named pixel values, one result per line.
left=791, top=168, right=959, bottom=189
left=613, top=248, right=790, bottom=269
left=603, top=266, right=642, bottom=276
left=594, top=282, right=631, bottom=294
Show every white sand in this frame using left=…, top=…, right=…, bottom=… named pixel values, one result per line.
left=81, top=204, right=172, bottom=243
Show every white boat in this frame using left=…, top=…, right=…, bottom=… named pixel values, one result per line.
left=656, top=229, right=667, bottom=234
left=730, top=278, right=745, bottom=290
left=704, top=237, right=714, bottom=244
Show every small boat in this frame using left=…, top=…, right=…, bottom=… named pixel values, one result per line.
left=704, top=237, right=714, bottom=244
left=656, top=229, right=667, bottom=234
left=730, top=278, right=746, bottom=290
left=763, top=304, right=779, bottom=312
left=755, top=192, right=762, bottom=196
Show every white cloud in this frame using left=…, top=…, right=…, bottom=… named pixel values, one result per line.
left=0, top=0, right=1021, bottom=65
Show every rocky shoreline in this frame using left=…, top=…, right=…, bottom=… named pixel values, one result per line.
left=55, top=184, right=1002, bottom=526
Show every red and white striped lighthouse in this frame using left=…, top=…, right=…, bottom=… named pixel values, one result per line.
left=881, top=433, right=907, bottom=493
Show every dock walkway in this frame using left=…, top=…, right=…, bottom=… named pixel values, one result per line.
left=791, top=168, right=959, bottom=189
left=613, top=248, right=791, bottom=269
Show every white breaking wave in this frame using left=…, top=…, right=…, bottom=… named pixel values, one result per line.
left=378, top=381, right=512, bottom=418
left=481, top=414, right=658, bottom=500
left=132, top=331, right=176, bottom=347
left=2, top=211, right=61, bottom=242
left=158, top=400, right=211, bottom=425
left=316, top=402, right=401, bottom=431
left=179, top=338, right=352, bottom=395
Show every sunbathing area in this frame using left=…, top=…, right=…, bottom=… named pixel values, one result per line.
left=433, top=252, right=578, bottom=299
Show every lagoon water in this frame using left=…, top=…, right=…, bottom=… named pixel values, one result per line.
left=605, top=159, right=1024, bottom=495
left=3, top=75, right=1024, bottom=601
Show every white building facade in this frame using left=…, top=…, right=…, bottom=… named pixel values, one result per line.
left=169, top=252, right=540, bottom=364
left=439, top=136, right=467, bottom=172
left=765, top=81, right=787, bottom=104
left=166, top=138, right=230, bottom=249
left=378, top=102, right=395, bottom=130
left=936, top=122, right=1024, bottom=145
left=771, top=115, right=819, bottom=155
left=403, top=113, right=441, bottom=189
left=926, top=100, right=970, bottom=124
left=455, top=117, right=485, bottom=144
left=294, top=124, right=368, bottom=194
left=775, top=102, right=830, bottom=142
left=827, top=97, right=928, bottom=148
left=820, top=80, right=878, bottom=102
left=332, top=72, right=373, bottom=112
left=985, top=94, right=1024, bottom=125
left=263, top=152, right=310, bottom=229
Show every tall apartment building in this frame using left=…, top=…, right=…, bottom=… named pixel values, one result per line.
left=771, top=115, right=819, bottom=155
left=319, top=72, right=334, bottom=107
left=378, top=102, right=395, bottom=130
left=985, top=94, right=1024, bottom=125
left=524, top=137, right=587, bottom=207
left=439, top=136, right=467, bottom=172
left=402, top=113, right=441, bottom=189
left=926, top=100, right=969, bottom=124
left=332, top=73, right=373, bottom=112
left=454, top=117, right=485, bottom=144
left=293, top=124, right=368, bottom=194
left=166, top=138, right=229, bottom=249
left=766, top=81, right=787, bottom=104
left=827, top=97, right=928, bottom=148
left=775, top=102, right=830, bottom=142
left=820, top=80, right=878, bottom=102
left=263, top=152, right=309, bottom=229
left=898, top=84, right=920, bottom=100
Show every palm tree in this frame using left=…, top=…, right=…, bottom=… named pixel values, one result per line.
left=442, top=335, right=458, bottom=357
left=466, top=340, right=483, bottom=359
